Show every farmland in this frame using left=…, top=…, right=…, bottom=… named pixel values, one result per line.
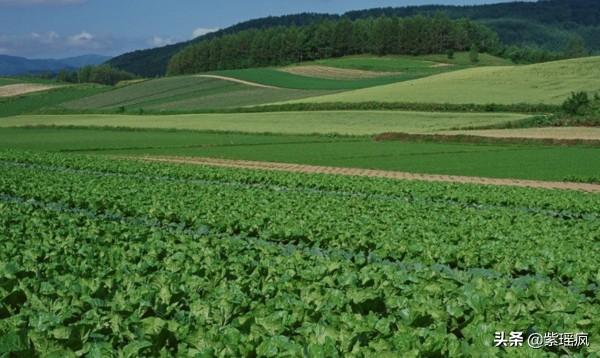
left=1, top=150, right=598, bottom=356
left=62, top=76, right=330, bottom=111
left=1, top=127, right=599, bottom=183
left=296, top=56, right=600, bottom=105
left=2, top=6, right=600, bottom=353
left=0, top=111, right=529, bottom=135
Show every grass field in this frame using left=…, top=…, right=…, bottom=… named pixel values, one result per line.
left=0, top=84, right=110, bottom=118
left=63, top=76, right=330, bottom=111
left=1, top=127, right=598, bottom=182
left=210, top=68, right=414, bottom=90
left=0, top=111, right=530, bottom=135
left=295, top=56, right=600, bottom=105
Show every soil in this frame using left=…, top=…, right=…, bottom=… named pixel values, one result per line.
left=133, top=156, right=600, bottom=193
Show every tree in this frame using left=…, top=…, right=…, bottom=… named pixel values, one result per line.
left=470, top=44, right=480, bottom=63
left=565, top=36, right=587, bottom=58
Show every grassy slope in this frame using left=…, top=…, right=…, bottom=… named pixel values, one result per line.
left=0, top=85, right=110, bottom=118
left=0, top=77, right=60, bottom=86
left=313, top=52, right=512, bottom=72
left=295, top=56, right=600, bottom=105
left=1, top=127, right=598, bottom=182
left=0, top=112, right=529, bottom=135
left=63, top=76, right=331, bottom=111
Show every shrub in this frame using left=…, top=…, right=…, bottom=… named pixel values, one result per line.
left=562, top=91, right=590, bottom=115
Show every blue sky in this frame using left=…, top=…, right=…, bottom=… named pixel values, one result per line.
left=0, top=0, right=529, bottom=58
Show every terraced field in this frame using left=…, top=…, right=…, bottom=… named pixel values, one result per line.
left=296, top=56, right=600, bottom=105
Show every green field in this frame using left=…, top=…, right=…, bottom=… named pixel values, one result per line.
left=296, top=56, right=600, bottom=105
left=1, top=150, right=598, bottom=356
left=1, top=127, right=598, bottom=182
left=313, top=52, right=512, bottom=72
left=0, top=76, right=59, bottom=86
left=62, top=76, right=330, bottom=111
left=0, top=111, right=529, bottom=135
left=0, top=85, right=110, bottom=118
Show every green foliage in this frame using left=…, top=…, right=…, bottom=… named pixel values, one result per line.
left=446, top=49, right=454, bottom=59
left=469, top=45, right=479, bottom=63
left=168, top=15, right=501, bottom=75
left=0, top=150, right=598, bottom=355
left=562, top=91, right=591, bottom=115
left=54, top=65, right=137, bottom=86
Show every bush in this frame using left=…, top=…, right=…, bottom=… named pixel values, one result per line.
left=562, top=91, right=590, bottom=115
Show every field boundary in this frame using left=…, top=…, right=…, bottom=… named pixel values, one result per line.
left=134, top=156, right=600, bottom=193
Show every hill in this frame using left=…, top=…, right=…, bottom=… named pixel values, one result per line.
left=0, top=54, right=111, bottom=76
left=289, top=56, right=600, bottom=105
left=61, top=76, right=331, bottom=111
left=108, top=0, right=600, bottom=77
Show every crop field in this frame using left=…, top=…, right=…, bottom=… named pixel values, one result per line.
left=0, top=150, right=598, bottom=356
left=0, top=111, right=529, bottom=135
left=62, top=76, right=329, bottom=111
left=0, top=85, right=110, bottom=118
left=1, top=127, right=599, bottom=182
left=296, top=56, right=600, bottom=105
left=210, top=68, right=437, bottom=90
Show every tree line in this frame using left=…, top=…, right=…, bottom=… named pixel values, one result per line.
left=167, top=14, right=501, bottom=75
left=56, top=65, right=137, bottom=86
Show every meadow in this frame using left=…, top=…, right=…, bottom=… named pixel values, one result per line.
left=0, top=111, right=530, bottom=135
left=295, top=56, right=600, bottom=105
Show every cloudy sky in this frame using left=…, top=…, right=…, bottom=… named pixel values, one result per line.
left=0, top=0, right=528, bottom=59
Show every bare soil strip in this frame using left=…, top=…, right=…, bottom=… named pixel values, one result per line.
left=0, top=83, right=57, bottom=97
left=441, top=127, right=600, bottom=141
left=136, top=156, right=600, bottom=193
left=195, top=75, right=280, bottom=89
left=279, top=65, right=400, bottom=79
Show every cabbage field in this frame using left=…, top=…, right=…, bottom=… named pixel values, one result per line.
left=1, top=150, right=598, bottom=356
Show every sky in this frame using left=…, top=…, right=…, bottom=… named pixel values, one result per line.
left=0, top=0, right=531, bottom=59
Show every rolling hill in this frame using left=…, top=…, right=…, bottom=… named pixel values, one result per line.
left=291, top=56, right=600, bottom=105
left=62, top=76, right=331, bottom=111
left=108, top=0, right=600, bottom=77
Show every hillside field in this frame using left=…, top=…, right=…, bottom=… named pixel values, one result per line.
left=62, top=76, right=331, bottom=111
left=0, top=111, right=530, bottom=135
left=295, top=56, right=600, bottom=105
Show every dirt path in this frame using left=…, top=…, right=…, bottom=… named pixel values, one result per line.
left=0, top=83, right=57, bottom=97
left=135, top=156, right=600, bottom=193
left=195, top=75, right=280, bottom=89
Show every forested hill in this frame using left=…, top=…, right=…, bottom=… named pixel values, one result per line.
left=107, top=13, right=337, bottom=77
left=108, top=0, right=600, bottom=77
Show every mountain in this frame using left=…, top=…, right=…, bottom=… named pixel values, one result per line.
left=108, top=0, right=600, bottom=77
left=0, top=54, right=111, bottom=76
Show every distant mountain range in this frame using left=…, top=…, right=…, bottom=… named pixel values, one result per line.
left=108, top=0, right=600, bottom=77
left=0, top=54, right=111, bottom=76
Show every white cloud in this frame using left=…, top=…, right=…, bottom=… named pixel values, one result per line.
left=192, top=28, right=218, bottom=39
left=0, top=0, right=85, bottom=6
left=0, top=31, right=132, bottom=58
left=68, top=31, right=94, bottom=46
left=149, top=36, right=176, bottom=47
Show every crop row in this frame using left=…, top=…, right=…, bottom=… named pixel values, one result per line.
left=1, top=200, right=597, bottom=356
